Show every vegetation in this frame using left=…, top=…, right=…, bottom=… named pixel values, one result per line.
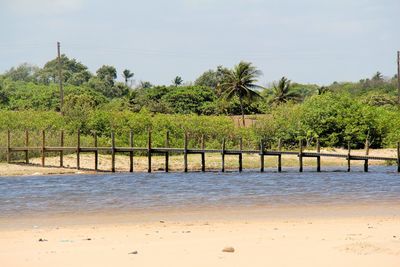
left=0, top=54, right=399, bottom=160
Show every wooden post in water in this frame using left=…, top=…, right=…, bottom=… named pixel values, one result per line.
left=111, top=131, right=115, bottom=173
left=129, top=130, right=134, bottom=172
left=76, top=129, right=81, bottom=170
left=184, top=132, right=188, bottom=172
left=397, top=142, right=400, bottom=173
left=165, top=131, right=169, bottom=173
left=221, top=138, right=226, bottom=172
left=260, top=139, right=265, bottom=172
left=59, top=130, right=64, bottom=167
left=6, top=130, right=11, bottom=163
left=316, top=138, right=321, bottom=172
left=347, top=141, right=351, bottom=172
left=364, top=139, right=369, bottom=172
left=239, top=137, right=243, bottom=172
left=41, top=130, right=45, bottom=167
left=25, top=130, right=29, bottom=164
left=94, top=131, right=98, bottom=171
left=299, top=139, right=303, bottom=172
left=201, top=134, right=205, bottom=172
left=277, top=138, right=282, bottom=172
left=147, top=130, right=152, bottom=173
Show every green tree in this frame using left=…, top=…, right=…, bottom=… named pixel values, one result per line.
left=217, top=61, right=263, bottom=126
left=270, top=77, right=301, bottom=104
left=122, top=69, right=134, bottom=86
left=195, top=65, right=229, bottom=89
left=3, top=63, right=39, bottom=82
left=96, top=65, right=117, bottom=86
left=172, top=76, right=183, bottom=86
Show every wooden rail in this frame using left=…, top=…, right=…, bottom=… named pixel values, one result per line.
left=2, top=130, right=400, bottom=173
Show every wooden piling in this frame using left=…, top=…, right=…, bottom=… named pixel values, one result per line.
left=94, top=131, right=98, bottom=171
left=165, top=131, right=169, bottom=173
left=111, top=131, right=115, bottom=173
left=347, top=142, right=351, bottom=172
left=184, top=132, right=188, bottom=172
left=239, top=137, right=243, bottom=172
left=25, top=130, right=29, bottom=164
left=364, top=139, right=369, bottom=172
left=6, top=130, right=11, bottom=164
left=59, top=130, right=63, bottom=167
left=299, top=139, right=303, bottom=172
left=77, top=129, right=81, bottom=170
left=201, top=134, right=205, bottom=172
left=41, top=130, right=45, bottom=167
left=221, top=138, right=226, bottom=172
left=129, top=130, right=133, bottom=173
left=277, top=138, right=282, bottom=172
left=260, top=139, right=265, bottom=172
left=316, top=138, right=321, bottom=172
left=397, top=142, right=400, bottom=173
left=147, top=130, right=152, bottom=173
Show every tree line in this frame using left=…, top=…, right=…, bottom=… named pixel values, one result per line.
left=0, top=55, right=399, bottom=149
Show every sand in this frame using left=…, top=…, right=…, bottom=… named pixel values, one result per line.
left=1, top=148, right=397, bottom=176
left=1, top=205, right=399, bottom=267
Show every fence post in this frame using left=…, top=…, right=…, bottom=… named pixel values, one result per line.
left=7, top=130, right=11, bottom=164
left=221, top=138, right=226, bottom=172
left=59, top=130, right=64, bottom=167
left=397, top=142, right=400, bottom=173
left=260, top=139, right=265, bottom=172
left=41, top=130, right=45, bottom=167
left=277, top=138, right=282, bottom=172
left=147, top=129, right=152, bottom=173
left=25, top=130, right=29, bottom=164
left=77, top=129, right=81, bottom=170
left=201, top=134, right=205, bottom=172
left=129, top=129, right=133, bottom=173
left=111, top=131, right=115, bottom=173
left=316, top=138, right=321, bottom=172
left=347, top=141, right=351, bottom=172
left=94, top=131, right=98, bottom=171
left=299, top=139, right=303, bottom=172
left=364, top=139, right=369, bottom=172
left=165, top=131, right=169, bottom=173
left=184, top=132, right=188, bottom=172
left=239, top=137, right=243, bottom=172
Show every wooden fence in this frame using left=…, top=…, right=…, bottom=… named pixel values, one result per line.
left=2, top=130, right=400, bottom=173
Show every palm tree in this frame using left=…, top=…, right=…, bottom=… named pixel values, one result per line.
left=271, top=77, right=301, bottom=104
left=122, top=69, right=134, bottom=86
left=217, top=61, right=263, bottom=126
left=173, top=76, right=183, bottom=86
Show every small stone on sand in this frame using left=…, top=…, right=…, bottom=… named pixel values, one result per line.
left=38, top=238, right=48, bottom=242
left=128, top=251, right=138, bottom=255
left=222, top=247, right=235, bottom=253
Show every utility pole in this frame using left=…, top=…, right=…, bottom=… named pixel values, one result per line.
left=57, top=42, right=64, bottom=115
left=397, top=51, right=400, bottom=107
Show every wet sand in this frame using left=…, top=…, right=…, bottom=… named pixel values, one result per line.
left=0, top=148, right=396, bottom=176
left=1, top=205, right=399, bottom=267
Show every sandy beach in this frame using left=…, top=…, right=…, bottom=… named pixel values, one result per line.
left=1, top=205, right=399, bottom=267
left=1, top=148, right=397, bottom=176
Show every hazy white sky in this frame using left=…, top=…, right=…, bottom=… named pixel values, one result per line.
left=0, top=0, right=399, bottom=85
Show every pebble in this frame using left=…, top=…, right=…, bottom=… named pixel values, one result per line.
left=38, top=238, right=48, bottom=242
left=128, top=251, right=138, bottom=255
left=222, top=247, right=235, bottom=253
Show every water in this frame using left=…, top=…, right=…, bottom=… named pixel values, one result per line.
left=0, top=166, right=399, bottom=218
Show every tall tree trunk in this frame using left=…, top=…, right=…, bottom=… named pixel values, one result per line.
left=239, top=97, right=245, bottom=127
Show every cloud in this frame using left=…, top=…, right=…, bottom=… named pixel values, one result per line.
left=2, top=0, right=84, bottom=15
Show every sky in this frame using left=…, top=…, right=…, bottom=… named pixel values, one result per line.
left=0, top=0, right=399, bottom=86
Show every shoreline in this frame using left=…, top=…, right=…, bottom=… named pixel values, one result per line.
left=0, top=148, right=397, bottom=177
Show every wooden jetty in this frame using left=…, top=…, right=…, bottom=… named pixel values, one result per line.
left=3, top=130, right=400, bottom=173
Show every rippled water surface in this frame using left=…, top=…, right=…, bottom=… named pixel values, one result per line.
left=1, top=166, right=399, bottom=217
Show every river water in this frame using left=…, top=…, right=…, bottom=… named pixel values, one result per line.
left=0, top=166, right=399, bottom=218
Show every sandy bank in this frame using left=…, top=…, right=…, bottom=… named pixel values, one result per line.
left=0, top=204, right=399, bottom=267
